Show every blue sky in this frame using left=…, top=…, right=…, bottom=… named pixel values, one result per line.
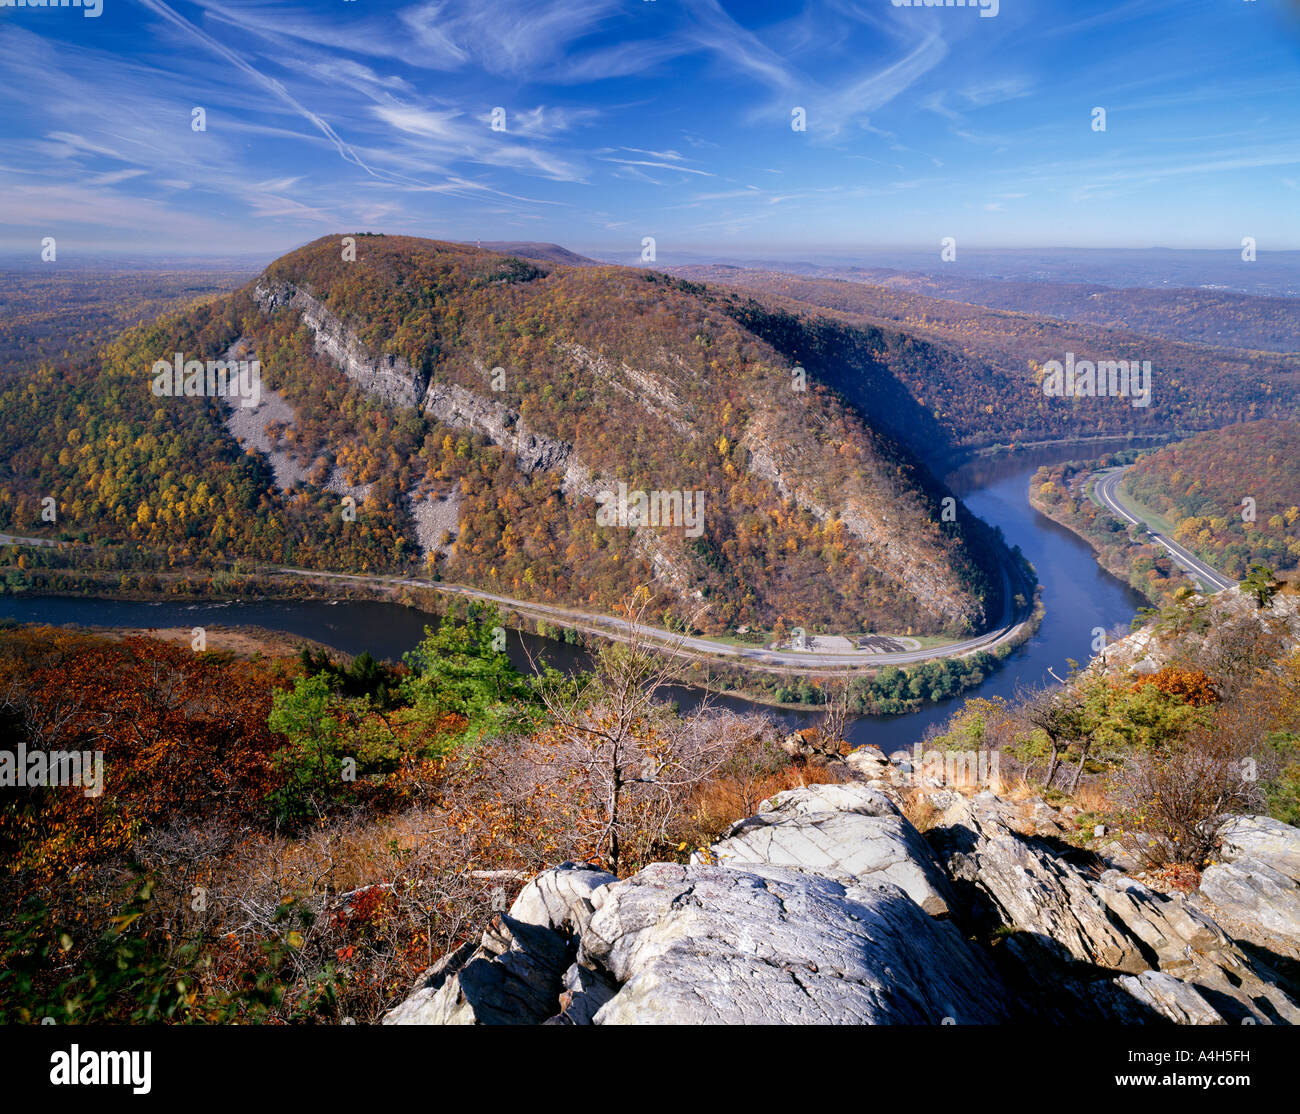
left=3, top=0, right=1300, bottom=259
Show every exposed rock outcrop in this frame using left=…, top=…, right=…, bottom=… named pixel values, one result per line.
left=1219, top=815, right=1300, bottom=880
left=1198, top=815, right=1300, bottom=959
left=254, top=280, right=426, bottom=409
left=561, top=341, right=697, bottom=438
left=385, top=863, right=615, bottom=1026
left=422, top=382, right=582, bottom=489
left=1197, top=859, right=1300, bottom=955
left=387, top=858, right=1008, bottom=1025
left=254, top=278, right=588, bottom=493
left=1088, top=584, right=1300, bottom=679
left=578, top=863, right=1008, bottom=1024
left=384, top=766, right=1300, bottom=1026
left=1114, top=970, right=1224, bottom=1026
left=698, top=783, right=957, bottom=917
left=931, top=790, right=1300, bottom=1024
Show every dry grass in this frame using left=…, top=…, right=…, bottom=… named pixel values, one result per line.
left=237, top=808, right=451, bottom=895
left=674, top=760, right=848, bottom=853
left=901, top=790, right=941, bottom=834
left=1067, top=780, right=1112, bottom=814
left=989, top=774, right=1041, bottom=803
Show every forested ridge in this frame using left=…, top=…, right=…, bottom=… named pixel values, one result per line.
left=1124, top=420, right=1300, bottom=577
left=0, top=235, right=1007, bottom=639
left=668, top=265, right=1299, bottom=458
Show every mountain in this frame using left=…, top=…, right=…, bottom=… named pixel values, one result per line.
left=467, top=241, right=600, bottom=267
left=0, top=234, right=1007, bottom=638
left=665, top=265, right=1300, bottom=461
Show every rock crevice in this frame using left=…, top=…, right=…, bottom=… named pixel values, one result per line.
left=382, top=777, right=1300, bottom=1025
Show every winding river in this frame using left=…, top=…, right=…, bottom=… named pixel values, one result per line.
left=0, top=442, right=1149, bottom=754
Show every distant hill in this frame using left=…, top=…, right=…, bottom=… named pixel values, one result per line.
left=466, top=241, right=599, bottom=267
left=716, top=262, right=1300, bottom=354
left=671, top=247, right=1300, bottom=299
left=666, top=264, right=1300, bottom=459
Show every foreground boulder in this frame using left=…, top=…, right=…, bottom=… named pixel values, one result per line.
left=387, top=860, right=1008, bottom=1025
left=579, top=863, right=1007, bottom=1024
left=1197, top=858, right=1300, bottom=960
left=1188, top=814, right=1300, bottom=961
left=699, top=783, right=956, bottom=917
left=384, top=776, right=1300, bottom=1025
left=932, top=791, right=1300, bottom=1024
left=1218, top=815, right=1300, bottom=878
left=384, top=863, right=615, bottom=1025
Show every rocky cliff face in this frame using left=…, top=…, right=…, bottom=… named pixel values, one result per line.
left=383, top=756, right=1300, bottom=1025
left=254, top=278, right=703, bottom=595
left=1089, top=584, right=1300, bottom=679
left=255, top=278, right=569, bottom=480
left=254, top=279, right=427, bottom=409
left=422, top=382, right=581, bottom=489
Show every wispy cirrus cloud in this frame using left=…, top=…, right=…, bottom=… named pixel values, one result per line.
left=371, top=104, right=589, bottom=182
left=1, top=0, right=1296, bottom=253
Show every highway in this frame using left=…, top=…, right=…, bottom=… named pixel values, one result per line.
left=276, top=563, right=1032, bottom=670
left=1, top=537, right=1034, bottom=672
left=1091, top=467, right=1235, bottom=594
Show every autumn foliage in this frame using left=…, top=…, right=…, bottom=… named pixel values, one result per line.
left=1126, top=421, right=1300, bottom=577
left=0, top=612, right=810, bottom=1024
left=1127, top=668, right=1219, bottom=707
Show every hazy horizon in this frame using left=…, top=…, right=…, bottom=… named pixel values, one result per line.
left=5, top=240, right=1298, bottom=298
left=3, top=0, right=1300, bottom=256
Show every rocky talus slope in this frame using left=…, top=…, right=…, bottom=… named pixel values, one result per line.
left=1088, top=584, right=1300, bottom=679
left=384, top=748, right=1300, bottom=1025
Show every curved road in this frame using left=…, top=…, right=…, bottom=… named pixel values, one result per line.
left=0, top=529, right=1033, bottom=671
left=1092, top=467, right=1235, bottom=594
left=273, top=561, right=1032, bottom=671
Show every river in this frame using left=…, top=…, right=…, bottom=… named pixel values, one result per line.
left=0, top=442, right=1149, bottom=754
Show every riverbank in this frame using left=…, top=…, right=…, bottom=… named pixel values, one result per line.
left=38, top=621, right=344, bottom=661
left=0, top=552, right=1030, bottom=669
left=924, top=430, right=1185, bottom=475
left=0, top=576, right=1044, bottom=717
left=1027, top=452, right=1198, bottom=609
left=3, top=443, right=1158, bottom=743
left=0, top=523, right=1041, bottom=713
